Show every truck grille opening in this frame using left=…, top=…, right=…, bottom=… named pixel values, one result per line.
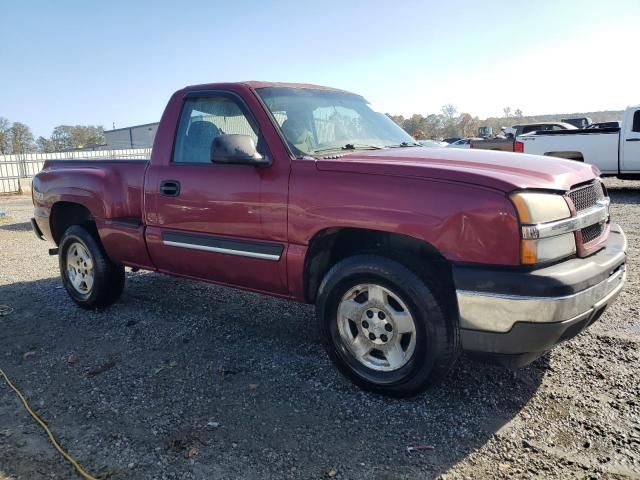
left=567, top=180, right=608, bottom=249
left=568, top=181, right=605, bottom=212
left=581, top=223, right=604, bottom=244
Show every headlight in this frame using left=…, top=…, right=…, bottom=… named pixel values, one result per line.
left=510, top=192, right=571, bottom=224
left=510, top=192, right=576, bottom=265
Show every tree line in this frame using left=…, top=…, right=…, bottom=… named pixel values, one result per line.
left=387, top=105, right=527, bottom=140
left=0, top=117, right=105, bottom=155
left=388, top=106, right=624, bottom=140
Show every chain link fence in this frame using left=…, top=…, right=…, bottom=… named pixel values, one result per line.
left=0, top=149, right=151, bottom=194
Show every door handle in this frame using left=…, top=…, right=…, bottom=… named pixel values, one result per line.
left=626, top=138, right=640, bottom=142
left=160, top=180, right=181, bottom=196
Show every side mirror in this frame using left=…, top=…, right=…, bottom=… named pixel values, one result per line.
left=210, top=134, right=271, bottom=166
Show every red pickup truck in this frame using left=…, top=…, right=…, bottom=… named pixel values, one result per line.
left=31, top=82, right=627, bottom=396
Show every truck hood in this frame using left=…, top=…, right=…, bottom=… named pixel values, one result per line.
left=315, top=147, right=598, bottom=192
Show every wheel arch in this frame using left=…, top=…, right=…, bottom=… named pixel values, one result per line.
left=50, top=201, right=98, bottom=245
left=303, top=228, right=456, bottom=316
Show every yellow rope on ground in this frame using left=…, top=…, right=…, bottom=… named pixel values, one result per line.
left=0, top=367, right=99, bottom=480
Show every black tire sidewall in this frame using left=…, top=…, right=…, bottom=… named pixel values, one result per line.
left=317, top=255, right=452, bottom=395
left=59, top=225, right=122, bottom=309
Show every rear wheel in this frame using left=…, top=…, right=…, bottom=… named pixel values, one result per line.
left=59, top=225, right=125, bottom=309
left=316, top=255, right=458, bottom=396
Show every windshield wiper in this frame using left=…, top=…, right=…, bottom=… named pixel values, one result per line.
left=314, top=143, right=384, bottom=154
left=386, top=141, right=422, bottom=148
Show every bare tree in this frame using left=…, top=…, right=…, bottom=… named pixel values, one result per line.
left=514, top=108, right=523, bottom=119
left=441, top=104, right=458, bottom=121
left=503, top=107, right=512, bottom=118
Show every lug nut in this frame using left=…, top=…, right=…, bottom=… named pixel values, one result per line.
left=366, top=310, right=374, bottom=318
left=385, top=324, right=393, bottom=332
left=378, top=312, right=386, bottom=320
left=368, top=333, right=376, bottom=341
left=380, top=334, right=388, bottom=342
left=362, top=320, right=369, bottom=328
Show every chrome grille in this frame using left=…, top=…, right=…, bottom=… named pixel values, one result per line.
left=581, top=223, right=604, bottom=243
left=568, top=181, right=605, bottom=212
left=567, top=180, right=608, bottom=247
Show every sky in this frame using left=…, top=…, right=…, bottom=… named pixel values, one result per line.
left=1, top=0, right=639, bottom=138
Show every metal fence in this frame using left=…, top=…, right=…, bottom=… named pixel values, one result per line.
left=0, top=149, right=151, bottom=194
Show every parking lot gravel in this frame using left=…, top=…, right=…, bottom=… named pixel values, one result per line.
left=0, top=178, right=639, bottom=479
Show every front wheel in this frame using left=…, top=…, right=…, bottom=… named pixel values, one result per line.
left=316, top=255, right=458, bottom=397
left=59, top=225, right=125, bottom=309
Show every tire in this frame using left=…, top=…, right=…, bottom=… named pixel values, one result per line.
left=316, top=254, right=459, bottom=397
left=58, top=225, right=125, bottom=309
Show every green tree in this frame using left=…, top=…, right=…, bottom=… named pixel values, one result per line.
left=386, top=114, right=405, bottom=128
left=403, top=114, right=427, bottom=139
left=0, top=117, right=10, bottom=154
left=440, top=105, right=459, bottom=138
left=457, top=113, right=478, bottom=138
left=10, top=122, right=35, bottom=154
left=50, top=125, right=105, bottom=151
left=423, top=114, right=444, bottom=139
left=36, top=136, right=54, bottom=153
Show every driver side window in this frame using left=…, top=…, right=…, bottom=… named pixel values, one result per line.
left=173, top=95, right=260, bottom=164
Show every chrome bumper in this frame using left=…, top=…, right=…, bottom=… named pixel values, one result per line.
left=457, top=265, right=626, bottom=333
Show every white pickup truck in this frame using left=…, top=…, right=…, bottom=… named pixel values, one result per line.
left=516, top=106, right=640, bottom=178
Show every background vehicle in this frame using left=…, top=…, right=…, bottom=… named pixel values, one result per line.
left=447, top=137, right=483, bottom=149
left=562, top=117, right=593, bottom=129
left=470, top=138, right=515, bottom=151
left=516, top=106, right=640, bottom=178
left=31, top=82, right=627, bottom=396
left=471, top=122, right=576, bottom=152
left=588, top=121, right=621, bottom=129
left=509, top=122, right=577, bottom=136
left=477, top=126, right=493, bottom=137
left=418, top=139, right=447, bottom=147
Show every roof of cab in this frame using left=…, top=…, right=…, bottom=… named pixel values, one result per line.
left=183, top=81, right=357, bottom=95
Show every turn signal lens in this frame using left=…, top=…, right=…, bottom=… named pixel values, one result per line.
left=521, top=233, right=576, bottom=265
left=521, top=240, right=538, bottom=264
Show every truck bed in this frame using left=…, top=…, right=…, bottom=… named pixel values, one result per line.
left=517, top=129, right=620, bottom=174
left=470, top=138, right=515, bottom=152
left=37, top=159, right=149, bottom=221
left=33, top=158, right=153, bottom=269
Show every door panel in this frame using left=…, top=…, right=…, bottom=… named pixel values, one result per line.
left=144, top=92, right=289, bottom=294
left=622, top=109, right=640, bottom=172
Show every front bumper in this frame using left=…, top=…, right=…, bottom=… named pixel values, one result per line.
left=455, top=224, right=627, bottom=361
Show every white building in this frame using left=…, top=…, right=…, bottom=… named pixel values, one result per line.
left=104, top=122, right=159, bottom=149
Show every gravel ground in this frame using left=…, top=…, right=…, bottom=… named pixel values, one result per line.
left=0, top=179, right=639, bottom=480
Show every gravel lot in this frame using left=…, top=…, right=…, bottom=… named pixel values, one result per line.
left=1, top=179, right=639, bottom=480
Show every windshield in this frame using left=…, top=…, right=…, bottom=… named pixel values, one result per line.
left=256, top=87, right=417, bottom=157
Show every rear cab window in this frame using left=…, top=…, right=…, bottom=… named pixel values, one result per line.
left=632, top=110, right=640, bottom=133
